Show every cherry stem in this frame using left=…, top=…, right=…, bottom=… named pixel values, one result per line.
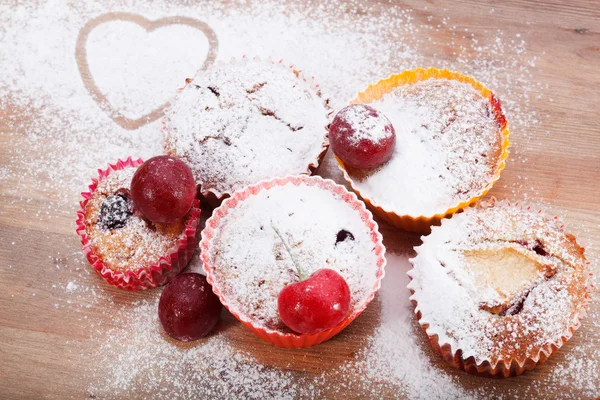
left=271, top=221, right=307, bottom=281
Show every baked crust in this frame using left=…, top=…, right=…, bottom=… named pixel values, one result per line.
left=408, top=200, right=591, bottom=377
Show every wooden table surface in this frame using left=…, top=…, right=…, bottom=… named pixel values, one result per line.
left=1, top=0, right=599, bottom=398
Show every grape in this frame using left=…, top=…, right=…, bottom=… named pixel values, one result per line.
left=130, top=156, right=196, bottom=224
left=329, top=104, right=396, bottom=169
left=158, top=273, right=222, bottom=341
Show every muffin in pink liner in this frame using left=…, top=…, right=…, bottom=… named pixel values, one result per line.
left=76, top=157, right=201, bottom=290
left=200, top=175, right=386, bottom=348
left=407, top=199, right=592, bottom=377
left=162, top=56, right=332, bottom=204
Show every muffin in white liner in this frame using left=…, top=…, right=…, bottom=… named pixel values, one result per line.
left=163, top=57, right=332, bottom=202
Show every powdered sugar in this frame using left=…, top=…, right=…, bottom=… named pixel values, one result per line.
left=66, top=281, right=79, bottom=292
left=88, top=297, right=321, bottom=399
left=206, top=180, right=381, bottom=332
left=408, top=202, right=590, bottom=366
left=163, top=59, right=330, bottom=197
left=342, top=252, right=481, bottom=399
left=93, top=165, right=136, bottom=193
left=347, top=78, right=503, bottom=217
left=86, top=19, right=211, bottom=121
left=2, top=0, right=597, bottom=397
left=0, top=0, right=539, bottom=211
left=550, top=342, right=600, bottom=397
left=336, top=104, right=395, bottom=146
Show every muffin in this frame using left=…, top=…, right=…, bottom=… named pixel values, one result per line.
left=163, top=57, right=332, bottom=202
left=76, top=158, right=200, bottom=290
left=336, top=68, right=510, bottom=232
left=407, top=200, right=591, bottom=377
left=200, top=175, right=386, bottom=347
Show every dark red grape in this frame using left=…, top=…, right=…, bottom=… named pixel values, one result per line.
left=329, top=104, right=396, bottom=169
left=130, top=156, right=196, bottom=224
left=158, top=273, right=222, bottom=341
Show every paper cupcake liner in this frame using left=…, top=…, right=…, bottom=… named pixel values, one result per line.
left=200, top=175, right=386, bottom=348
left=336, top=67, right=511, bottom=233
left=407, top=199, right=592, bottom=377
left=162, top=56, right=333, bottom=205
left=75, top=157, right=201, bottom=290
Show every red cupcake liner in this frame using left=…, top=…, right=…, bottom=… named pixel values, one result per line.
left=200, top=175, right=386, bottom=348
left=407, top=199, right=592, bottom=377
left=75, top=157, right=201, bottom=290
left=161, top=56, right=333, bottom=204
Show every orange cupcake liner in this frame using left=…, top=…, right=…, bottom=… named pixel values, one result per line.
left=407, top=199, right=593, bottom=378
left=161, top=56, right=333, bottom=205
left=75, top=157, right=201, bottom=290
left=200, top=175, right=386, bottom=348
left=336, top=67, right=511, bottom=233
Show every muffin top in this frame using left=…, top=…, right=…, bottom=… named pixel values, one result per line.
left=84, top=166, right=188, bottom=272
left=163, top=59, right=331, bottom=198
left=205, top=178, right=382, bottom=332
left=408, top=201, right=590, bottom=366
left=344, top=78, right=505, bottom=217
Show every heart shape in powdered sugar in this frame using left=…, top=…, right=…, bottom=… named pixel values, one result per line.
left=76, top=12, right=218, bottom=130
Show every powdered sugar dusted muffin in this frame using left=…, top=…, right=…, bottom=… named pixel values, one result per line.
left=408, top=200, right=591, bottom=377
left=163, top=58, right=331, bottom=200
left=201, top=176, right=386, bottom=347
left=337, top=68, right=509, bottom=232
left=76, top=158, right=200, bottom=290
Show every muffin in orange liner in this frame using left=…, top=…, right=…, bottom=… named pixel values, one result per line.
left=335, top=68, right=510, bottom=233
left=407, top=199, right=592, bottom=377
left=76, top=157, right=201, bottom=290
left=162, top=56, right=332, bottom=206
left=200, top=175, right=386, bottom=348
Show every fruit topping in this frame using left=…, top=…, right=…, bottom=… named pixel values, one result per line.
left=158, top=273, right=222, bottom=342
left=273, top=224, right=351, bottom=334
left=335, top=229, right=355, bottom=245
left=516, top=239, right=549, bottom=257
left=278, top=269, right=351, bottom=335
left=329, top=104, right=396, bottom=169
left=462, top=245, right=557, bottom=316
left=490, top=93, right=507, bottom=130
left=97, top=193, right=132, bottom=230
left=131, top=156, right=197, bottom=224
left=531, top=240, right=548, bottom=257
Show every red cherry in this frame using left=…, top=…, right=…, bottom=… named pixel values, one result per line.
left=130, top=156, right=196, bottom=224
left=158, top=273, right=222, bottom=341
left=490, top=93, right=507, bottom=130
left=329, top=104, right=396, bottom=169
left=277, top=269, right=351, bottom=334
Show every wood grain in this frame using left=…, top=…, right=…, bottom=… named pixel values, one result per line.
left=1, top=0, right=599, bottom=398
